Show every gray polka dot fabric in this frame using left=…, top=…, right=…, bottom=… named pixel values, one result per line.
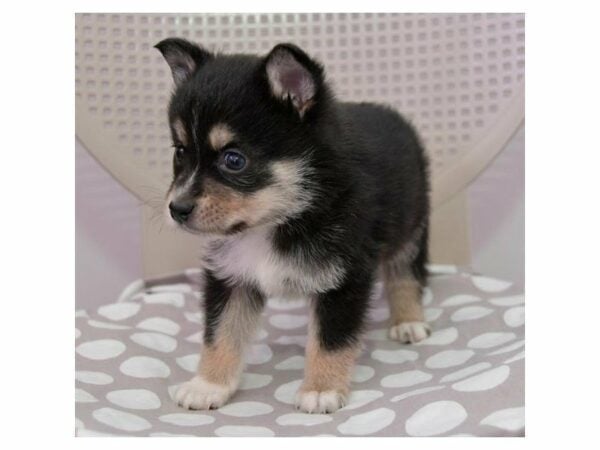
left=75, top=265, right=524, bottom=436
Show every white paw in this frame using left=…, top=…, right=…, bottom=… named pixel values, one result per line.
left=295, top=389, right=347, bottom=414
left=174, top=376, right=234, bottom=410
left=389, top=321, right=431, bottom=343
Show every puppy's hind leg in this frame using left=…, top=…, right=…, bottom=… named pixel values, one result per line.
left=383, top=229, right=431, bottom=344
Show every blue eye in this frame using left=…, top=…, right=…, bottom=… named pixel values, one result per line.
left=173, top=145, right=186, bottom=163
left=222, top=150, right=247, bottom=172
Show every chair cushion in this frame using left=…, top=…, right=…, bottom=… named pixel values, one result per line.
left=75, top=265, right=524, bottom=436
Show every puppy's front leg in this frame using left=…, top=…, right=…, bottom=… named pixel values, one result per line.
left=295, top=276, right=372, bottom=414
left=175, top=271, right=264, bottom=410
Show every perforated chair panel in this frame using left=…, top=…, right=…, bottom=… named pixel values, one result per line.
left=75, top=13, right=524, bottom=209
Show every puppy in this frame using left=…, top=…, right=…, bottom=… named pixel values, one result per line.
left=155, top=38, right=431, bottom=414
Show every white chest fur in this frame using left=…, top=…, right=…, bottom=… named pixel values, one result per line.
left=205, top=226, right=345, bottom=298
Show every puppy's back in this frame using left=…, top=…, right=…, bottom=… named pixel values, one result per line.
left=338, top=103, right=429, bottom=251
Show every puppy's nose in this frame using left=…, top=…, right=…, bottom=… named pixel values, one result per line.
left=169, top=201, right=195, bottom=223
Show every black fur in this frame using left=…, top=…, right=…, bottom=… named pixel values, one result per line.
left=202, top=270, right=233, bottom=345
left=315, top=266, right=375, bottom=350
left=203, top=270, right=265, bottom=345
left=156, top=39, right=430, bottom=353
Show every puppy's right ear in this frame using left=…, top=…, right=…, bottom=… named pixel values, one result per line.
left=154, top=38, right=211, bottom=86
left=264, top=43, right=324, bottom=118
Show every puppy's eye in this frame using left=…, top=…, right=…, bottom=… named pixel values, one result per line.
left=221, top=150, right=247, bottom=172
left=173, top=145, right=185, bottom=161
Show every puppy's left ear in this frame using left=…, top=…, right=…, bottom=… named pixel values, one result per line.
left=264, top=43, right=324, bottom=118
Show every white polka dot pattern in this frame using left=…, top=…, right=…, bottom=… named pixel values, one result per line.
left=441, top=294, right=481, bottom=307
left=337, top=408, right=396, bottom=435
left=424, top=307, right=443, bottom=322
left=184, top=332, right=202, bottom=344
left=76, top=388, right=98, bottom=403
left=76, top=266, right=524, bottom=436
left=467, top=332, right=516, bottom=349
left=120, top=356, right=171, bottom=378
left=276, top=413, right=332, bottom=426
left=275, top=355, right=305, bottom=370
left=488, top=295, right=524, bottom=306
left=451, top=306, right=494, bottom=322
left=215, top=425, right=275, bottom=437
left=504, top=351, right=525, bottom=364
left=244, top=344, right=273, bottom=365
left=439, top=362, right=492, bottom=383
left=97, top=303, right=141, bottom=321
left=391, top=385, right=446, bottom=403
left=106, top=389, right=162, bottom=410
left=136, top=317, right=181, bottom=335
left=480, top=407, right=524, bottom=432
left=426, top=350, right=475, bottom=369
left=76, top=339, right=126, bottom=360
left=218, top=401, right=274, bottom=417
left=503, top=306, right=525, bottom=327
left=452, top=365, right=510, bottom=392
left=405, top=401, right=467, bottom=436
left=471, top=276, right=513, bottom=293
left=88, top=320, right=131, bottom=330
left=274, top=379, right=304, bottom=405
left=381, top=370, right=433, bottom=388
left=238, top=373, right=273, bottom=390
left=351, top=365, right=375, bottom=383
left=143, top=292, right=185, bottom=308
left=130, top=332, right=177, bottom=353
left=175, top=354, right=199, bottom=373
left=92, top=407, right=152, bottom=432
left=487, top=340, right=524, bottom=356
left=371, top=349, right=419, bottom=364
left=76, top=371, right=114, bottom=385
left=340, top=390, right=384, bottom=411
left=159, top=413, right=215, bottom=426
left=415, top=326, right=458, bottom=346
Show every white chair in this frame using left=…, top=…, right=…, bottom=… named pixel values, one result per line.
left=75, top=13, right=524, bottom=278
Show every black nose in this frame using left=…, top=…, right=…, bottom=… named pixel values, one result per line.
left=169, top=201, right=195, bottom=223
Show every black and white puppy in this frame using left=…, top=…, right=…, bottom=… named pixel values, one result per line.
left=155, top=38, right=431, bottom=414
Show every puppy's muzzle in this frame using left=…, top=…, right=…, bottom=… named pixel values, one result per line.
left=169, top=200, right=195, bottom=224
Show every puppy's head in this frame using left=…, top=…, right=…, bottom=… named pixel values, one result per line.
left=155, top=38, right=330, bottom=235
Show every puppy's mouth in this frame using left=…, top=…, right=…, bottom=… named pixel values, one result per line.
left=175, top=222, right=205, bottom=235
left=225, top=221, right=249, bottom=235
left=176, top=219, right=249, bottom=236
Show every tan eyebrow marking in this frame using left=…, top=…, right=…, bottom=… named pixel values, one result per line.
left=208, top=123, right=236, bottom=151
left=172, top=118, right=188, bottom=146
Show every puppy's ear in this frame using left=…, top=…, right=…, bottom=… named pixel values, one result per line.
left=265, top=43, right=324, bottom=117
left=154, top=38, right=211, bottom=86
